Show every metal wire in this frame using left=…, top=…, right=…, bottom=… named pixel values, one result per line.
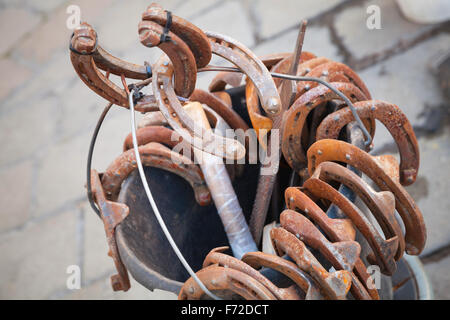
left=198, top=65, right=373, bottom=146
left=127, top=87, right=221, bottom=300
left=86, top=102, right=113, bottom=217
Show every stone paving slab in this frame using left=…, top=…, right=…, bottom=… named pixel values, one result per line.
left=0, top=95, right=57, bottom=167
left=0, top=7, right=41, bottom=56
left=359, top=33, right=450, bottom=150
left=334, top=0, right=432, bottom=61
left=425, top=255, right=450, bottom=299
left=406, top=128, right=450, bottom=256
left=63, top=276, right=177, bottom=300
left=0, top=209, right=78, bottom=299
left=191, top=0, right=255, bottom=47
left=253, top=25, right=342, bottom=62
left=0, top=160, right=33, bottom=232
left=253, top=0, right=343, bottom=40
left=0, top=58, right=32, bottom=101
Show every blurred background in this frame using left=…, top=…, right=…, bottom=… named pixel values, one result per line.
left=0, top=0, right=448, bottom=299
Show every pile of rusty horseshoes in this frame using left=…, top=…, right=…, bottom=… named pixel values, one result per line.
left=70, top=3, right=426, bottom=299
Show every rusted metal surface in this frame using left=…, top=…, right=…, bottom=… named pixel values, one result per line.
left=92, top=46, right=149, bottom=80
left=138, top=111, right=168, bottom=128
left=271, top=52, right=316, bottom=87
left=179, top=265, right=277, bottom=300
left=102, top=142, right=211, bottom=206
left=152, top=56, right=246, bottom=160
left=259, top=52, right=291, bottom=69
left=280, top=210, right=374, bottom=300
left=90, top=169, right=130, bottom=291
left=202, top=247, right=302, bottom=300
left=316, top=100, right=420, bottom=185
left=285, top=187, right=355, bottom=241
left=123, top=125, right=184, bottom=151
left=307, top=139, right=426, bottom=255
left=70, top=23, right=158, bottom=112
left=139, top=20, right=197, bottom=97
left=209, top=72, right=243, bottom=92
left=245, top=79, right=273, bottom=148
left=211, top=91, right=232, bottom=108
left=311, top=161, right=405, bottom=259
left=296, top=61, right=372, bottom=100
left=249, top=27, right=310, bottom=247
left=241, top=251, right=324, bottom=300
left=142, top=3, right=211, bottom=68
left=303, top=177, right=399, bottom=275
left=284, top=186, right=380, bottom=299
left=282, top=82, right=371, bottom=173
left=296, top=57, right=330, bottom=76
left=206, top=31, right=281, bottom=115
left=270, top=227, right=352, bottom=300
left=189, top=89, right=249, bottom=131
left=70, top=23, right=129, bottom=107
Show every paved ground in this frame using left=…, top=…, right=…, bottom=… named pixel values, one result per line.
left=0, top=0, right=449, bottom=299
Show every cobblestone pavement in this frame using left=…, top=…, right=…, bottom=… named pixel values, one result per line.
left=0, top=0, right=449, bottom=299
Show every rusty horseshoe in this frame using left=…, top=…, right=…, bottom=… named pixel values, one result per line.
left=101, top=142, right=211, bottom=206
left=307, top=139, right=426, bottom=255
left=202, top=247, right=302, bottom=300
left=282, top=82, right=372, bottom=172
left=302, top=177, right=399, bottom=275
left=179, top=265, right=277, bottom=300
left=90, top=169, right=130, bottom=291
left=280, top=209, right=374, bottom=300
left=316, top=100, right=420, bottom=185
left=311, top=161, right=405, bottom=259
left=270, top=227, right=352, bottom=300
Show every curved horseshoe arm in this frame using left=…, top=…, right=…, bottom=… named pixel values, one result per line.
left=90, top=170, right=130, bottom=291
left=311, top=161, right=405, bottom=259
left=281, top=82, right=371, bottom=172
left=296, top=61, right=372, bottom=100
left=93, top=46, right=149, bottom=79
left=142, top=3, right=212, bottom=68
left=70, top=23, right=129, bottom=107
left=202, top=247, right=301, bottom=300
left=307, top=139, right=426, bottom=255
left=101, top=142, right=211, bottom=206
left=209, top=72, right=243, bottom=92
left=270, top=228, right=351, bottom=300
left=241, top=251, right=324, bottom=300
left=189, top=89, right=249, bottom=131
left=245, top=79, right=273, bottom=148
left=284, top=187, right=379, bottom=299
left=122, top=125, right=186, bottom=152
left=316, top=100, right=420, bottom=185
left=302, top=178, right=399, bottom=276
left=178, top=266, right=277, bottom=300
left=152, top=57, right=246, bottom=160
left=206, top=31, right=281, bottom=115
left=279, top=210, right=374, bottom=300
left=284, top=186, right=356, bottom=241
left=139, top=20, right=197, bottom=97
